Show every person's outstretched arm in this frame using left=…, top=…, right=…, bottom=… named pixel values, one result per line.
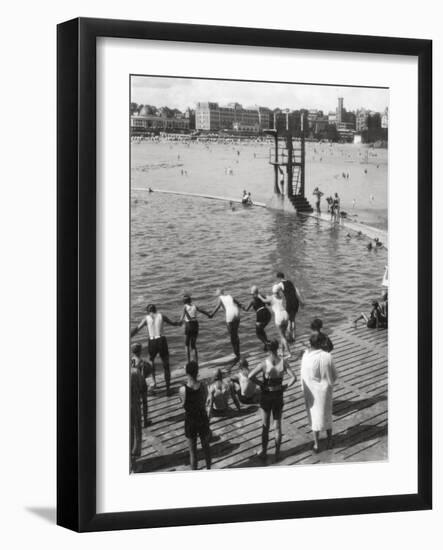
left=162, top=314, right=181, bottom=327
left=295, top=287, right=305, bottom=307
left=131, top=317, right=146, bottom=337
left=248, top=363, right=264, bottom=388
left=208, top=299, right=222, bottom=319
left=196, top=305, right=211, bottom=317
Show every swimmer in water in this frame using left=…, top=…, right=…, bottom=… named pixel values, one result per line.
left=208, top=289, right=242, bottom=361
left=367, top=242, right=373, bottom=251
left=148, top=187, right=153, bottom=193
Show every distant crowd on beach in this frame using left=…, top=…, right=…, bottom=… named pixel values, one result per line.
left=130, top=271, right=388, bottom=470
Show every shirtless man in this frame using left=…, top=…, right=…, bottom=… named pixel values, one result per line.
left=276, top=272, right=304, bottom=343
left=208, top=289, right=242, bottom=361
left=131, top=304, right=180, bottom=395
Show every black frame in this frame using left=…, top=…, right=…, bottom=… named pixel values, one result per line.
left=57, top=17, right=432, bottom=532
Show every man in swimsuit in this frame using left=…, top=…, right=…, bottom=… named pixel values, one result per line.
left=312, top=187, right=324, bottom=214
left=208, top=289, right=242, bottom=362
left=130, top=355, right=149, bottom=461
left=178, top=361, right=211, bottom=470
left=276, top=272, right=304, bottom=343
left=131, top=304, right=180, bottom=395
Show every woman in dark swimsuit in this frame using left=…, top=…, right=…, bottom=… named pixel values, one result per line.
left=178, top=361, right=211, bottom=470
left=243, top=285, right=272, bottom=349
left=248, top=340, right=296, bottom=462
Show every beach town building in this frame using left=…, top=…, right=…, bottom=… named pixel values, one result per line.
left=130, top=114, right=190, bottom=134
left=336, top=97, right=344, bottom=124
left=356, top=108, right=370, bottom=131
left=195, top=102, right=272, bottom=132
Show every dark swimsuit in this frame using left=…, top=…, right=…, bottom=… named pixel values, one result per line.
left=281, top=280, right=299, bottom=320
left=260, top=372, right=284, bottom=418
left=252, top=296, right=271, bottom=325
left=184, top=384, right=210, bottom=439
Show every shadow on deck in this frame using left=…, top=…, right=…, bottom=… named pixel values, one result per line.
left=133, top=323, right=388, bottom=473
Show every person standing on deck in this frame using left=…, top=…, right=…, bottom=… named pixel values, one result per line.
left=131, top=343, right=152, bottom=422
left=276, top=272, right=304, bottom=344
left=248, top=340, right=297, bottom=462
left=130, top=357, right=149, bottom=460
left=131, top=304, right=181, bottom=395
left=310, top=319, right=334, bottom=352
left=300, top=333, right=338, bottom=453
left=243, top=285, right=272, bottom=350
left=262, top=285, right=291, bottom=357
left=208, top=289, right=242, bottom=362
left=178, top=294, right=211, bottom=364
left=179, top=361, right=211, bottom=470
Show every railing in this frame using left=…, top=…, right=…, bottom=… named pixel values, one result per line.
left=269, top=146, right=302, bottom=165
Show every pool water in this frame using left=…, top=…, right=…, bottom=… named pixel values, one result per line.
left=131, top=192, right=387, bottom=366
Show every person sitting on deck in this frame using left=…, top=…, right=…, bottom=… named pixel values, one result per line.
left=207, top=368, right=241, bottom=417
left=380, top=291, right=388, bottom=327
left=241, top=190, right=248, bottom=204
left=310, top=319, right=334, bottom=352
left=178, top=361, right=211, bottom=470
left=354, top=300, right=387, bottom=329
left=230, top=358, right=261, bottom=406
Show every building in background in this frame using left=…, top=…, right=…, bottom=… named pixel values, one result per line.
left=381, top=107, right=389, bottom=129
left=130, top=114, right=190, bottom=134
left=195, top=102, right=272, bottom=133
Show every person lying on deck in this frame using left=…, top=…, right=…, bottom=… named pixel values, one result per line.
left=207, top=368, right=241, bottom=418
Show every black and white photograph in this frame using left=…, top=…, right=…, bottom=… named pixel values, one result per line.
left=129, top=76, right=389, bottom=473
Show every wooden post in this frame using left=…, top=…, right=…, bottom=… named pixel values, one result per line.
left=273, top=134, right=280, bottom=194
left=286, top=132, right=293, bottom=197
left=300, top=113, right=306, bottom=197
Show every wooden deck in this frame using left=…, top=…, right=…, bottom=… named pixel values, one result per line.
left=133, top=323, right=388, bottom=473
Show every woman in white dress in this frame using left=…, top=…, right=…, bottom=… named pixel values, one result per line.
left=300, top=333, right=338, bottom=453
left=263, top=285, right=290, bottom=356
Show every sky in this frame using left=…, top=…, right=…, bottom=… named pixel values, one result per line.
left=131, top=76, right=389, bottom=113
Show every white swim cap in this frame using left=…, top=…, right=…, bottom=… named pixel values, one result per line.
left=250, top=285, right=258, bottom=294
